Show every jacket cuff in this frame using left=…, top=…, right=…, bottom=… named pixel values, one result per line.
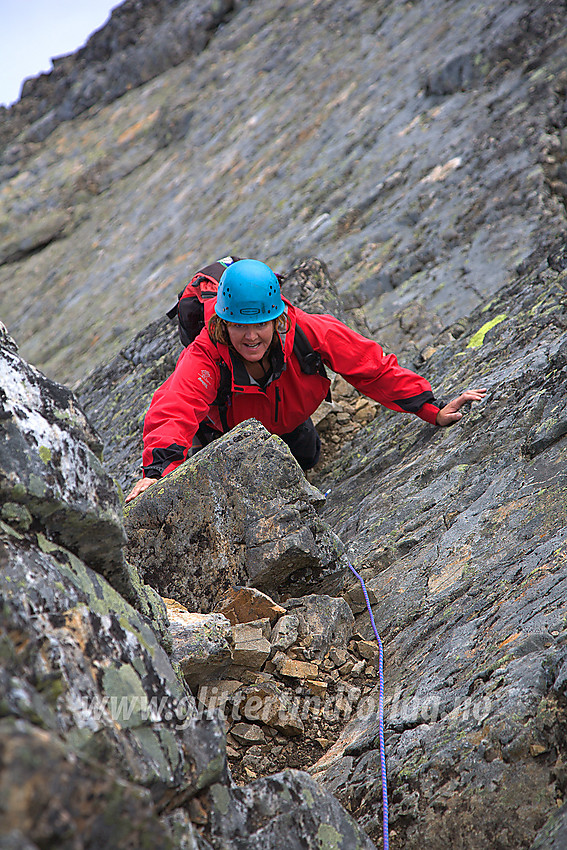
left=142, top=466, right=165, bottom=479
left=142, top=443, right=187, bottom=479
left=416, top=402, right=440, bottom=426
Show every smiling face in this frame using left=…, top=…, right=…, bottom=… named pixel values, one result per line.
left=226, top=320, right=275, bottom=362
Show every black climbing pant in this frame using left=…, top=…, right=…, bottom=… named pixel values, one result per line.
left=280, top=417, right=321, bottom=470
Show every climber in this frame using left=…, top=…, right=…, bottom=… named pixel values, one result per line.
left=125, top=259, right=486, bottom=502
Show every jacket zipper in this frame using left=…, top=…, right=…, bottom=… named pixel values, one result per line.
left=274, top=386, right=280, bottom=423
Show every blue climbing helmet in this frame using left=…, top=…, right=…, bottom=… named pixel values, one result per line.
left=215, top=259, right=285, bottom=323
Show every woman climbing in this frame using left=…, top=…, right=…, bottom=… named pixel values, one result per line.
left=126, top=259, right=485, bottom=501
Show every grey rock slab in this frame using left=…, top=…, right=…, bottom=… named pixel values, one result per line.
left=309, top=248, right=567, bottom=848
left=530, top=802, right=567, bottom=850
left=0, top=211, right=70, bottom=264
left=0, top=338, right=143, bottom=606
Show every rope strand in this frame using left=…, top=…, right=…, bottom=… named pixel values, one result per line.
left=347, top=558, right=389, bottom=850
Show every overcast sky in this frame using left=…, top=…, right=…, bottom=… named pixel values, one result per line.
left=0, top=0, right=119, bottom=107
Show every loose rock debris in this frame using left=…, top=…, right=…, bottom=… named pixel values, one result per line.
left=165, top=585, right=382, bottom=787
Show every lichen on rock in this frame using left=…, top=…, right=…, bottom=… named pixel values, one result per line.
left=124, top=419, right=348, bottom=611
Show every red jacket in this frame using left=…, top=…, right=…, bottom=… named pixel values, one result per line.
left=142, top=301, right=440, bottom=477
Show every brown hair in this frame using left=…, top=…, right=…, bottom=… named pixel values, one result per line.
left=207, top=312, right=291, bottom=350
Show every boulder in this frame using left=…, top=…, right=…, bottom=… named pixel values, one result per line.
left=236, top=681, right=305, bottom=737
left=164, top=600, right=234, bottom=691
left=214, top=586, right=286, bottom=626
left=283, top=594, right=355, bottom=660
left=124, top=420, right=347, bottom=610
left=276, top=657, right=320, bottom=680
left=0, top=334, right=154, bottom=614
left=230, top=620, right=272, bottom=671
left=0, top=527, right=232, bottom=797
left=280, top=257, right=349, bottom=322
left=205, top=768, right=376, bottom=850
left=271, top=614, right=300, bottom=651
left=230, top=723, right=267, bottom=747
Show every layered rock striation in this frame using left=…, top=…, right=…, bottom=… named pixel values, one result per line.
left=1, top=0, right=566, bottom=385
left=309, top=245, right=567, bottom=849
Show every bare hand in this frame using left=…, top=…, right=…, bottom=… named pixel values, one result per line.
left=436, top=388, right=487, bottom=427
left=125, top=477, right=157, bottom=503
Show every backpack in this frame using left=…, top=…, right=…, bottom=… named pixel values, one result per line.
left=166, top=256, right=242, bottom=346
left=167, top=258, right=330, bottom=432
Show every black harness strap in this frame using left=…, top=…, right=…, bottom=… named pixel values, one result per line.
left=292, top=324, right=329, bottom=381
left=215, top=361, right=233, bottom=433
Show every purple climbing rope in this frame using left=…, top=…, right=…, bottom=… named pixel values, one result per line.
left=347, top=558, right=389, bottom=850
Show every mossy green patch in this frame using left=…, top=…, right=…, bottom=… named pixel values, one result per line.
left=194, top=752, right=225, bottom=793
left=102, top=664, right=147, bottom=729
left=157, top=727, right=182, bottom=773
left=303, top=786, right=315, bottom=807
left=66, top=725, right=97, bottom=753
left=27, top=473, right=47, bottom=498
left=37, top=532, right=166, bottom=653
left=131, top=725, right=174, bottom=779
left=1, top=503, right=32, bottom=530
left=36, top=673, right=65, bottom=705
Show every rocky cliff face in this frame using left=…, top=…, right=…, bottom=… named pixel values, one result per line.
left=311, top=244, right=567, bottom=849
left=1, top=0, right=566, bottom=386
left=1, top=0, right=567, bottom=848
left=0, top=323, right=377, bottom=849
left=73, top=246, right=567, bottom=849
left=0, top=0, right=238, bottom=152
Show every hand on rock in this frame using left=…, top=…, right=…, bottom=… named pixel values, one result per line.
left=125, top=477, right=157, bottom=503
left=436, top=388, right=487, bottom=427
